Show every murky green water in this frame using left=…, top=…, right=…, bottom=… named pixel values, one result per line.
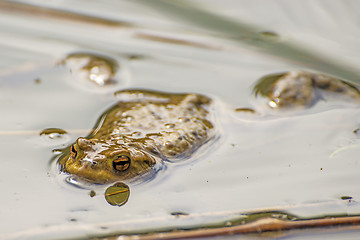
left=1, top=1, right=360, bottom=239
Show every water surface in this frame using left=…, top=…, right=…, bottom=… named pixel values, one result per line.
left=1, top=1, right=360, bottom=239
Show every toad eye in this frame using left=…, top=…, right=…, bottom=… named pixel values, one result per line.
left=70, top=144, right=78, bottom=158
left=113, top=155, right=131, bottom=172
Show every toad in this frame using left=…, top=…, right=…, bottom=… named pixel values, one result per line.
left=253, top=70, right=360, bottom=108
left=57, top=89, right=215, bottom=184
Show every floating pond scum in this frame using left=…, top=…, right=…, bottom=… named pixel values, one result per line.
left=1, top=1, right=360, bottom=239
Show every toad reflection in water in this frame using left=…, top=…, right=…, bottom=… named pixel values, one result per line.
left=57, top=89, right=216, bottom=184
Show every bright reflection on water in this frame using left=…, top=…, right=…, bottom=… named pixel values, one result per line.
left=1, top=1, right=360, bottom=239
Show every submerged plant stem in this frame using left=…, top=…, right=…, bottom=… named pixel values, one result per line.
left=0, top=1, right=132, bottom=27
left=94, top=215, right=360, bottom=240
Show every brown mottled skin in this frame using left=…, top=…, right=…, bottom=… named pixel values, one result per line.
left=58, top=89, right=215, bottom=184
left=266, top=71, right=360, bottom=108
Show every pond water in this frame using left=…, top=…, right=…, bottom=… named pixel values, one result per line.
left=1, top=1, right=360, bottom=239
